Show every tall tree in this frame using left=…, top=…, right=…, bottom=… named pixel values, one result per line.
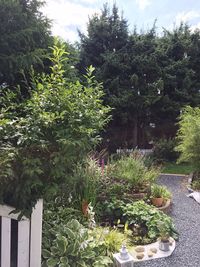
left=79, top=4, right=200, bottom=149
left=0, top=0, right=52, bottom=91
left=150, top=24, right=200, bottom=139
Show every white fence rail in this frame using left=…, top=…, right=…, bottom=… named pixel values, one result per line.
left=0, top=199, right=43, bottom=267
left=116, top=148, right=153, bottom=155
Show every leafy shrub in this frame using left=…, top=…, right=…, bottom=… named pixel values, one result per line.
left=191, top=180, right=200, bottom=191
left=152, top=138, right=179, bottom=162
left=96, top=198, right=125, bottom=224
left=0, top=41, right=110, bottom=216
left=106, top=153, right=160, bottom=191
left=42, top=218, right=112, bottom=267
left=91, top=228, right=130, bottom=257
left=176, top=106, right=200, bottom=173
left=96, top=199, right=177, bottom=245
left=122, top=201, right=178, bottom=243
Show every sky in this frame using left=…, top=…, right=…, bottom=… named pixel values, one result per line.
left=41, top=0, right=200, bottom=43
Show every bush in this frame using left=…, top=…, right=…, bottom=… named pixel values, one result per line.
left=95, top=199, right=178, bottom=245
left=106, top=153, right=160, bottom=191
left=191, top=180, right=200, bottom=191
left=123, top=201, right=178, bottom=243
left=176, top=106, right=200, bottom=173
left=42, top=218, right=112, bottom=267
left=0, top=41, right=110, bottom=216
left=152, top=138, right=179, bottom=162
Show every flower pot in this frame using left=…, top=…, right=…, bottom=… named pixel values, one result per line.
left=159, top=240, right=170, bottom=251
left=152, top=197, right=163, bottom=207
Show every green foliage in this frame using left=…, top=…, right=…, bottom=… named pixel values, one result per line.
left=79, top=4, right=200, bottom=148
left=151, top=184, right=171, bottom=199
left=70, top=157, right=103, bottom=208
left=123, top=201, right=178, bottom=242
left=152, top=138, right=179, bottom=162
left=91, top=227, right=129, bottom=257
left=176, top=106, right=200, bottom=172
left=0, top=41, right=111, bottom=216
left=42, top=218, right=112, bottom=267
left=96, top=198, right=125, bottom=224
left=162, top=162, right=193, bottom=175
left=96, top=198, right=177, bottom=245
left=42, top=203, right=87, bottom=227
left=107, top=153, right=160, bottom=190
left=157, top=221, right=172, bottom=241
left=0, top=0, right=52, bottom=89
left=191, top=180, right=200, bottom=191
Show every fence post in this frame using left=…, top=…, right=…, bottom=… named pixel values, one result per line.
left=1, top=217, right=11, bottom=267
left=30, top=199, right=43, bottom=267
left=18, top=220, right=30, bottom=267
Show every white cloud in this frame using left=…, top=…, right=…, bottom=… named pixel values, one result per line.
left=190, top=22, right=200, bottom=32
left=175, top=10, right=200, bottom=25
left=41, top=0, right=99, bottom=42
left=78, top=0, right=99, bottom=4
left=135, top=0, right=151, bottom=10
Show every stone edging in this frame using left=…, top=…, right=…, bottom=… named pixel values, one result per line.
left=157, top=199, right=171, bottom=213
left=130, top=238, right=176, bottom=262
left=161, top=173, right=188, bottom=177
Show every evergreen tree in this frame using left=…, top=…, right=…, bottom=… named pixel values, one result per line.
left=0, top=0, right=52, bottom=91
left=150, top=24, right=200, bottom=137
left=78, top=4, right=200, bottom=149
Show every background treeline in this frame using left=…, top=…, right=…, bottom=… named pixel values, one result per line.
left=1, top=1, right=200, bottom=152
left=78, top=4, right=200, bottom=151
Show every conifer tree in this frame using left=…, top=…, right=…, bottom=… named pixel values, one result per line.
left=0, top=0, right=52, bottom=90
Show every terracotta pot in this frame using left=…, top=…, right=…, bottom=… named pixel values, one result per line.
left=152, top=197, right=163, bottom=207
left=82, top=200, right=89, bottom=216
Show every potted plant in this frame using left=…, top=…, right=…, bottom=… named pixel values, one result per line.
left=151, top=184, right=164, bottom=207
left=158, top=222, right=171, bottom=252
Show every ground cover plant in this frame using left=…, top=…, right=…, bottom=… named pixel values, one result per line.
left=123, top=201, right=178, bottom=244
left=95, top=198, right=177, bottom=245
left=162, top=162, right=193, bottom=175
left=42, top=205, right=113, bottom=267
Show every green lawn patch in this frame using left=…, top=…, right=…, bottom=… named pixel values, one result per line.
left=162, top=162, right=193, bottom=175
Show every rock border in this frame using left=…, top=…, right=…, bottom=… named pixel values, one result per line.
left=157, top=199, right=171, bottom=213
left=130, top=238, right=176, bottom=262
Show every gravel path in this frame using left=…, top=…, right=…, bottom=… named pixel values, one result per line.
left=135, top=174, right=200, bottom=267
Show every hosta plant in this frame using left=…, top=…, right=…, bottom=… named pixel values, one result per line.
left=42, top=219, right=112, bottom=267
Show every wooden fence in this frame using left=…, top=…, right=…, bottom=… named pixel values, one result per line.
left=0, top=199, right=43, bottom=267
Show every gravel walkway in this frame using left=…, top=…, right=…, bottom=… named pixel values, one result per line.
left=135, top=174, right=200, bottom=267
